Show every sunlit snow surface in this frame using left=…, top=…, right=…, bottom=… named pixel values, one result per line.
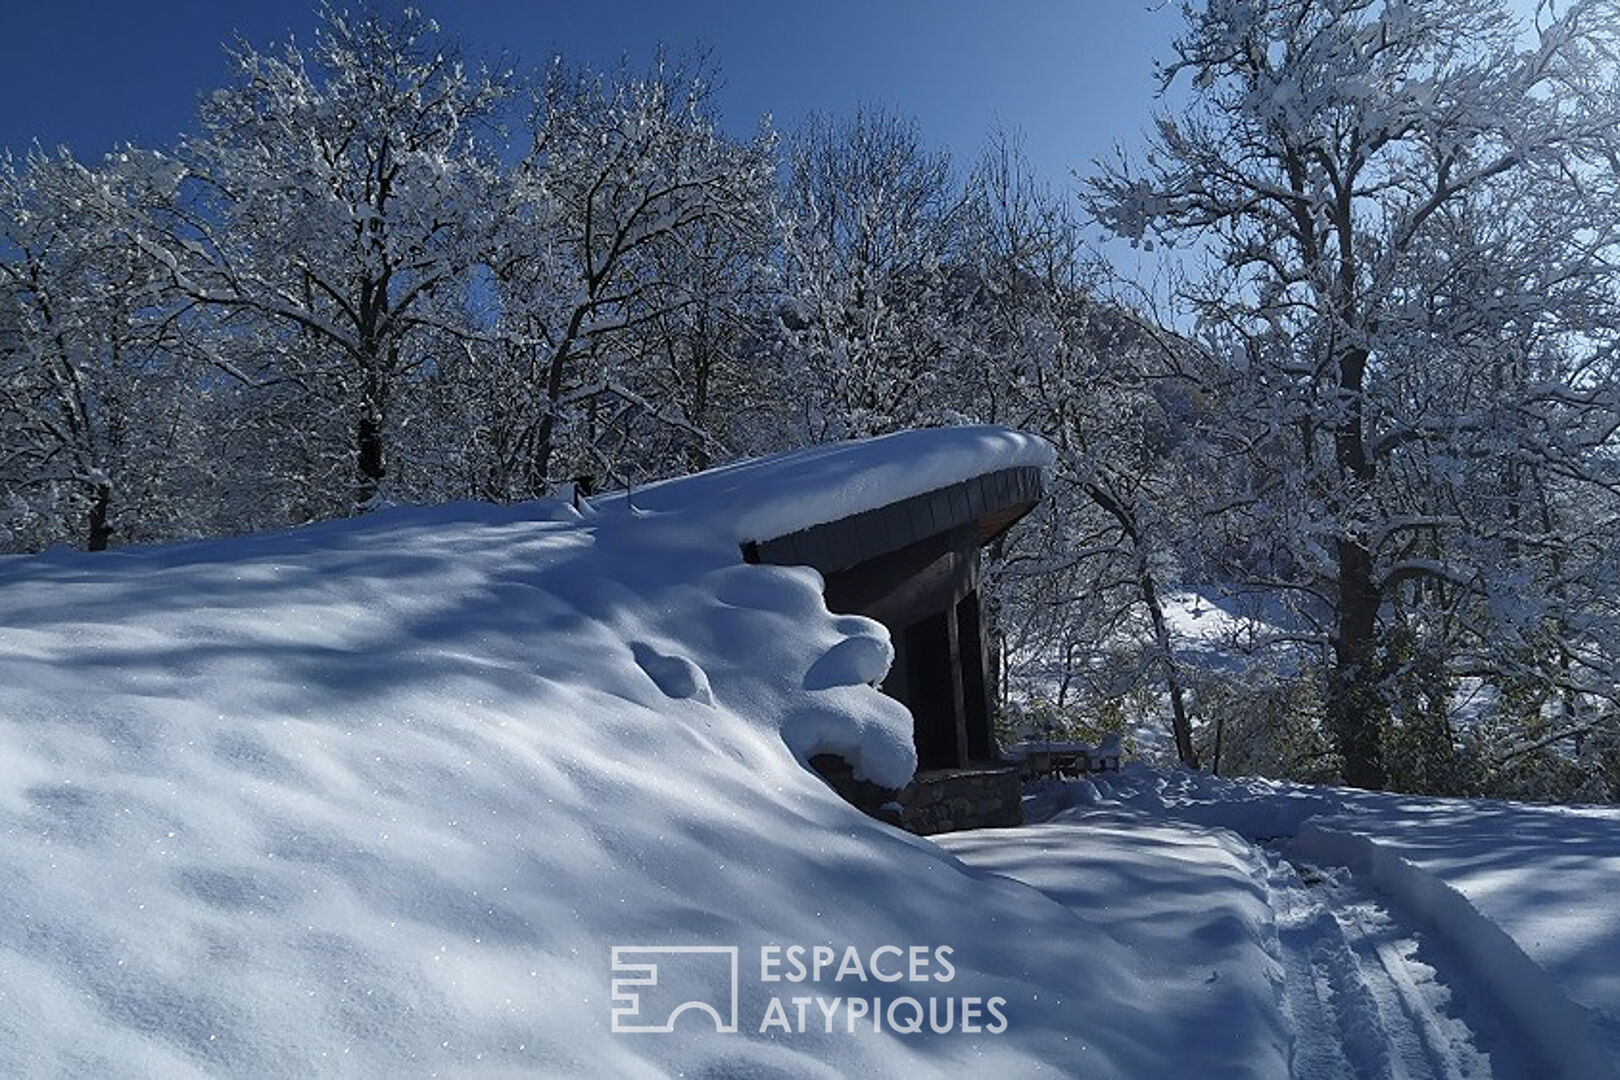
left=0, top=429, right=1198, bottom=1079
left=6, top=425, right=1610, bottom=1078
left=603, top=424, right=1055, bottom=545
left=1023, top=766, right=1620, bottom=1077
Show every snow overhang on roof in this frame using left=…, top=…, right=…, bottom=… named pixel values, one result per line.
left=603, top=425, right=1053, bottom=565
left=741, top=464, right=1045, bottom=576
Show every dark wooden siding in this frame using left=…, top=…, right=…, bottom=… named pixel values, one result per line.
left=743, top=462, right=1045, bottom=778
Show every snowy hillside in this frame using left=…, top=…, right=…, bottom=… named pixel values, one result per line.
left=0, top=427, right=1177, bottom=1078
left=3, top=424, right=1614, bottom=1078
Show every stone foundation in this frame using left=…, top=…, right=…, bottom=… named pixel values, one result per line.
left=809, top=755, right=1022, bottom=835
left=809, top=754, right=905, bottom=827
left=897, top=766, right=1023, bottom=835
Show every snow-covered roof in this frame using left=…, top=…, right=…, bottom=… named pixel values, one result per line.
left=0, top=430, right=1081, bottom=1077
left=601, top=425, right=1054, bottom=547
left=2, top=452, right=1616, bottom=1074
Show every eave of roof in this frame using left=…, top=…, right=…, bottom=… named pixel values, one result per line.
left=743, top=465, right=1045, bottom=575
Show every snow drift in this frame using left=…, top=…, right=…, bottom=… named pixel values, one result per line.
left=0, top=428, right=1223, bottom=1078
left=1065, top=765, right=1620, bottom=1077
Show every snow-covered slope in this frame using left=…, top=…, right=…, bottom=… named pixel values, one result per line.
left=0, top=428, right=1224, bottom=1078
left=1032, top=766, right=1620, bottom=1079
left=9, top=425, right=1612, bottom=1079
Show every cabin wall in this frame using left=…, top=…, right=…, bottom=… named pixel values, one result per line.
left=743, top=466, right=1044, bottom=832
left=821, top=524, right=995, bottom=773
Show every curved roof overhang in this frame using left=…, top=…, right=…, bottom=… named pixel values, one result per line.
left=741, top=465, right=1045, bottom=575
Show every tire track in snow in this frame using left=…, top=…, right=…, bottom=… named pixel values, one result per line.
left=1265, top=852, right=1398, bottom=1080
left=1262, top=852, right=1533, bottom=1080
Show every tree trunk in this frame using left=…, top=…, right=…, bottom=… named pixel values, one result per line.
left=531, top=313, right=585, bottom=495
left=354, top=330, right=390, bottom=511
left=1329, top=343, right=1386, bottom=789
left=86, top=479, right=112, bottom=552
left=356, top=407, right=385, bottom=510
left=1086, top=479, right=1200, bottom=768
left=532, top=360, right=561, bottom=496
left=1332, top=537, right=1385, bottom=788
left=1141, top=560, right=1199, bottom=769
left=685, top=312, right=714, bottom=474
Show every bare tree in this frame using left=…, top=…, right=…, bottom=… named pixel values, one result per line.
left=779, top=109, right=973, bottom=440
left=472, top=58, right=775, bottom=496
left=1088, top=0, right=1620, bottom=788
left=0, top=150, right=201, bottom=550
left=156, top=6, right=509, bottom=512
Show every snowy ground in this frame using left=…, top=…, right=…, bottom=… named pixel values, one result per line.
left=2, top=426, right=1614, bottom=1077
left=0, top=428, right=1164, bottom=1078
left=965, top=768, right=1620, bottom=1080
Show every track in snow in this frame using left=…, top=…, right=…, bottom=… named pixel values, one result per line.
left=1262, top=852, right=1539, bottom=1080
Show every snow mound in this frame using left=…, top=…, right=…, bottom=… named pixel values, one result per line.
left=630, top=641, right=714, bottom=704
left=803, top=625, right=893, bottom=691
left=940, top=814, right=1291, bottom=1078
left=0, top=429, right=1200, bottom=1077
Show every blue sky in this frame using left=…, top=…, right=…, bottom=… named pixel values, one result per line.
left=0, top=1, right=1182, bottom=196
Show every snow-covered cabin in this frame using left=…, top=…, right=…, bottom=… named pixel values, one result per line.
left=626, top=426, right=1052, bottom=832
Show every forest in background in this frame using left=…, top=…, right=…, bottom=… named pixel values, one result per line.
left=4, top=0, right=1619, bottom=803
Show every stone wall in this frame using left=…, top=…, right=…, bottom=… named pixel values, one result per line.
left=809, top=755, right=1022, bottom=835
left=809, top=754, right=905, bottom=827
left=897, top=767, right=1023, bottom=835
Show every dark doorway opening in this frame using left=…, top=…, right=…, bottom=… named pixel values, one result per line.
left=957, top=590, right=992, bottom=762
left=904, top=611, right=960, bottom=770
